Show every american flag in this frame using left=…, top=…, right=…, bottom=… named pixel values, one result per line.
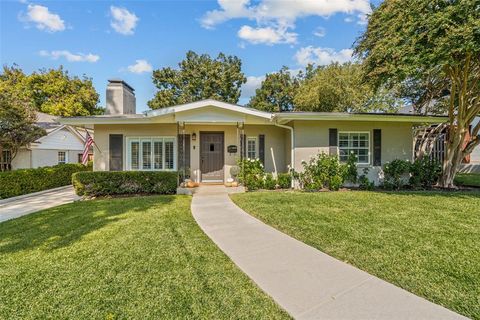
left=82, top=131, right=94, bottom=165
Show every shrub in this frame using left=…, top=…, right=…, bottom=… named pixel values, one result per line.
left=264, top=173, right=277, bottom=190
left=383, top=159, right=410, bottom=190
left=344, top=152, right=358, bottom=184
left=72, top=171, right=178, bottom=197
left=0, top=163, right=91, bottom=199
left=277, top=173, right=292, bottom=189
left=296, top=153, right=346, bottom=191
left=409, top=157, right=441, bottom=189
left=238, top=158, right=265, bottom=190
left=358, top=167, right=375, bottom=190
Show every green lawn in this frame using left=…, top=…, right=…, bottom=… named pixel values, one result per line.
left=455, top=173, right=480, bottom=187
left=231, top=191, right=480, bottom=319
left=0, top=196, right=288, bottom=319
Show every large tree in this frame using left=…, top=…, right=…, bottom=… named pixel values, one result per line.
left=148, top=51, right=246, bottom=109
left=247, top=67, right=301, bottom=112
left=293, top=62, right=399, bottom=112
left=0, top=65, right=101, bottom=117
left=0, top=67, right=45, bottom=170
left=354, top=0, right=480, bottom=188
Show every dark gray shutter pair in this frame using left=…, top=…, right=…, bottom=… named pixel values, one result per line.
left=240, top=134, right=265, bottom=164
left=178, top=134, right=191, bottom=173
left=328, top=128, right=382, bottom=166
left=109, top=134, right=123, bottom=171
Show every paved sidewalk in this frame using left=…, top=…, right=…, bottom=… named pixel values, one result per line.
left=0, top=186, right=80, bottom=223
left=191, top=185, right=466, bottom=320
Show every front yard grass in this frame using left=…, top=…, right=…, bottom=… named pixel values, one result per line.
left=231, top=191, right=480, bottom=319
left=0, top=196, right=288, bottom=319
left=455, top=173, right=480, bottom=187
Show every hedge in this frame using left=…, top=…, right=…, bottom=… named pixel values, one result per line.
left=72, top=171, right=178, bottom=197
left=0, top=163, right=91, bottom=199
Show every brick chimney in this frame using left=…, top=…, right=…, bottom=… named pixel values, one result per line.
left=105, top=79, right=136, bottom=115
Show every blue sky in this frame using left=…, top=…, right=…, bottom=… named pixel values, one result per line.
left=1, top=0, right=377, bottom=112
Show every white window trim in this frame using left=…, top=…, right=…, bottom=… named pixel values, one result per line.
left=247, top=136, right=258, bottom=160
left=126, top=136, right=177, bottom=171
left=58, top=151, right=68, bottom=164
left=338, top=131, right=371, bottom=165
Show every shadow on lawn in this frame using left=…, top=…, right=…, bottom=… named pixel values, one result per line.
left=0, top=195, right=175, bottom=254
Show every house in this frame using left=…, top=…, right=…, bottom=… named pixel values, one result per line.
left=6, top=112, right=93, bottom=170
left=60, top=79, right=447, bottom=185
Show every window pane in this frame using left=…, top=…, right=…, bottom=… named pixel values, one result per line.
left=338, top=132, right=369, bottom=164
left=154, top=140, right=163, bottom=169
left=247, top=138, right=256, bottom=159
left=131, top=141, right=139, bottom=170
left=142, top=141, right=152, bottom=169
left=58, top=152, right=66, bottom=164
left=165, top=140, right=174, bottom=169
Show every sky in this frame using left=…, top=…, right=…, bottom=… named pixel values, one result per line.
left=0, top=0, right=378, bottom=113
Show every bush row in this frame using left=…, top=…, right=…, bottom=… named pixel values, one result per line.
left=237, top=158, right=292, bottom=190
left=72, top=171, right=178, bottom=196
left=383, top=157, right=441, bottom=190
left=0, top=163, right=91, bottom=199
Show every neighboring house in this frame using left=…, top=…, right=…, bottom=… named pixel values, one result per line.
left=460, top=116, right=480, bottom=173
left=9, top=112, right=93, bottom=170
left=61, top=79, right=446, bottom=185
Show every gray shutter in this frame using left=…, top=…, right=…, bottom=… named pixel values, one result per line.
left=178, top=134, right=191, bottom=174
left=109, top=134, right=123, bottom=171
left=329, top=128, right=338, bottom=156
left=259, top=134, right=265, bottom=165
left=373, top=129, right=382, bottom=166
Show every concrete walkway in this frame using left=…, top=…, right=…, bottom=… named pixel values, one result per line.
left=0, top=186, right=80, bottom=223
left=191, top=185, right=466, bottom=320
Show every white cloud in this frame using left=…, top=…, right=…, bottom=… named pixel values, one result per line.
left=241, top=75, right=265, bottom=100
left=24, top=4, right=65, bottom=32
left=201, top=0, right=370, bottom=28
left=110, top=6, right=138, bottom=35
left=238, top=24, right=297, bottom=45
left=39, top=50, right=100, bottom=63
left=127, top=59, right=153, bottom=74
left=201, top=0, right=370, bottom=46
left=313, top=27, right=326, bottom=38
left=294, top=46, right=353, bottom=66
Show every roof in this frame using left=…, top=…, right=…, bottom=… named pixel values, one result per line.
left=59, top=99, right=448, bottom=126
left=36, top=111, right=61, bottom=133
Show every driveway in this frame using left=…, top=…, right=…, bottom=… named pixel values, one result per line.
left=0, top=186, right=80, bottom=223
left=191, top=185, right=466, bottom=320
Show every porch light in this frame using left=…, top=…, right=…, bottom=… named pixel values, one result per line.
left=192, top=132, right=197, bottom=141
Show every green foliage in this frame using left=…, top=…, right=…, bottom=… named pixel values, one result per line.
left=277, top=173, right=292, bottom=189
left=358, top=167, right=375, bottom=190
left=0, top=73, right=46, bottom=167
left=0, top=163, right=91, bottom=199
left=409, top=157, right=442, bottom=189
left=293, top=63, right=399, bottom=112
left=344, top=152, right=358, bottom=184
left=383, top=159, right=411, bottom=190
left=247, top=66, right=300, bottom=112
left=148, top=51, right=246, bottom=109
left=295, top=153, right=346, bottom=191
left=264, top=173, right=277, bottom=190
left=72, top=171, right=178, bottom=196
left=354, top=0, right=480, bottom=187
left=237, top=158, right=265, bottom=191
left=0, top=65, right=101, bottom=117
left=454, top=173, right=480, bottom=187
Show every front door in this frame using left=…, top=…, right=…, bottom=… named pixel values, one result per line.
left=200, top=132, right=224, bottom=182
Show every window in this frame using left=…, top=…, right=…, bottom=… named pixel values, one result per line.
left=1, top=150, right=12, bottom=171
left=247, top=137, right=257, bottom=159
left=77, top=153, right=93, bottom=163
left=58, top=151, right=67, bottom=164
left=127, top=137, right=175, bottom=171
left=338, top=132, right=370, bottom=164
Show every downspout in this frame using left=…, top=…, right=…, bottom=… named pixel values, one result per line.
left=273, top=117, right=295, bottom=188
